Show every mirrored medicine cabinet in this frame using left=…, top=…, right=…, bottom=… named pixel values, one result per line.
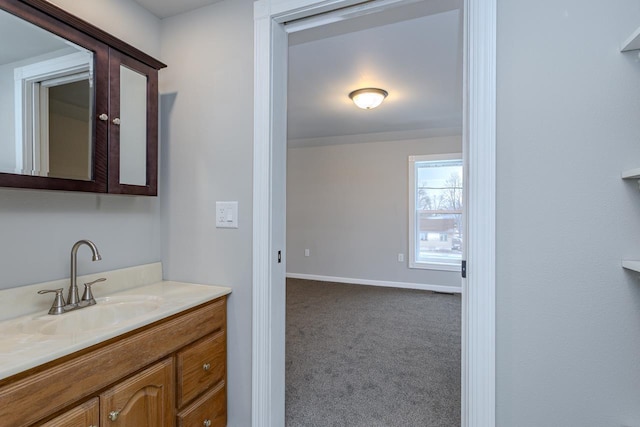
left=0, top=0, right=165, bottom=195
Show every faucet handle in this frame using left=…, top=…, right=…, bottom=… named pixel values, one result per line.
left=38, top=288, right=66, bottom=315
left=81, top=278, right=106, bottom=305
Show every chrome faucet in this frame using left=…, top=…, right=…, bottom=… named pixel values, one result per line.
left=68, top=240, right=102, bottom=306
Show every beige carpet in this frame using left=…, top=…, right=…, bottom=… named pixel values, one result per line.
left=285, top=278, right=461, bottom=426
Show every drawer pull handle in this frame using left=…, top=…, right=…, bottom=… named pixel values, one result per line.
left=203, top=363, right=211, bottom=371
left=108, top=410, right=120, bottom=421
left=203, top=420, right=212, bottom=427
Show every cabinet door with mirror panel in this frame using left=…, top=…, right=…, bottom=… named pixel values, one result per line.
left=0, top=0, right=165, bottom=195
left=108, top=49, right=158, bottom=195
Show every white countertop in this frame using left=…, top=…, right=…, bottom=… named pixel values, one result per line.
left=0, top=269, right=231, bottom=381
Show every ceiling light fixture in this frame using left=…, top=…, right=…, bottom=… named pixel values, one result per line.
left=348, top=88, right=388, bottom=110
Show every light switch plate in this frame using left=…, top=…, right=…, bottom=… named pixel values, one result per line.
left=216, top=201, right=238, bottom=228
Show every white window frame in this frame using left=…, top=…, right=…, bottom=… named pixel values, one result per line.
left=408, top=153, right=463, bottom=271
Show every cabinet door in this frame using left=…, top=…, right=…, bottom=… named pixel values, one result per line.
left=107, top=48, right=158, bottom=196
left=40, top=397, right=99, bottom=427
left=100, top=358, right=174, bottom=427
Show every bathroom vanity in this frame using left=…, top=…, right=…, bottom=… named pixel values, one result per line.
left=0, top=263, right=231, bottom=427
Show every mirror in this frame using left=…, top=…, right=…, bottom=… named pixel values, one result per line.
left=119, top=65, right=147, bottom=186
left=0, top=8, right=94, bottom=181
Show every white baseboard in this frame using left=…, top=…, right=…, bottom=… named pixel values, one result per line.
left=285, top=272, right=462, bottom=294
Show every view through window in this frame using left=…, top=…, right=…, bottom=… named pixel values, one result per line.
left=409, top=154, right=463, bottom=270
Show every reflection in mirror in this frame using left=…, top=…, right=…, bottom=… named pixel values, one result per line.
left=119, top=65, right=147, bottom=186
left=0, top=9, right=93, bottom=180
left=48, top=79, right=91, bottom=180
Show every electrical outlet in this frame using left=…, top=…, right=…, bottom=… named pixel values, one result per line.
left=398, top=253, right=404, bottom=262
left=304, top=249, right=310, bottom=257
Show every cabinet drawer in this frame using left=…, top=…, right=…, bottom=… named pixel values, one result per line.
left=40, top=397, right=99, bottom=427
left=176, top=331, right=226, bottom=408
left=177, top=382, right=226, bottom=427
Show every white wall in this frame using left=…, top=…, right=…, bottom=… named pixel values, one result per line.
left=158, top=1, right=254, bottom=425
left=287, top=136, right=462, bottom=290
left=0, top=1, right=162, bottom=291
left=497, top=0, right=640, bottom=425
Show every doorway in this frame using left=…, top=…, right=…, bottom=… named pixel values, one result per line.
left=285, top=6, right=464, bottom=422
left=252, top=0, right=496, bottom=425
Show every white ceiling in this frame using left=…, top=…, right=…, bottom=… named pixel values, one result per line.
left=287, top=0, right=463, bottom=147
left=133, top=0, right=222, bottom=18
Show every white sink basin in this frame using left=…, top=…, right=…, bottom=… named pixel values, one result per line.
left=40, top=295, right=163, bottom=335
left=0, top=295, right=163, bottom=337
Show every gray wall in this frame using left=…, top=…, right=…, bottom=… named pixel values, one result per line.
left=158, top=1, right=254, bottom=426
left=287, top=136, right=462, bottom=289
left=0, top=0, right=162, bottom=290
left=497, top=0, right=640, bottom=425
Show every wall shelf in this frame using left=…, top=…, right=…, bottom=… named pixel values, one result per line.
left=622, top=260, right=640, bottom=272
left=622, top=168, right=640, bottom=271
left=621, top=27, right=640, bottom=51
left=622, top=169, right=640, bottom=189
left=621, top=168, right=640, bottom=179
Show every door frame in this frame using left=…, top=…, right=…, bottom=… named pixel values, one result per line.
left=252, top=0, right=496, bottom=425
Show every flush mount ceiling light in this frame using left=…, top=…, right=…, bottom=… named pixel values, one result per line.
left=348, top=88, right=388, bottom=110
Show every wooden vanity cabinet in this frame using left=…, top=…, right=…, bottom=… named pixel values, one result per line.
left=0, top=296, right=227, bottom=427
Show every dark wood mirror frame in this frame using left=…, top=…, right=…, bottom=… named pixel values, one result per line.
left=0, top=0, right=165, bottom=195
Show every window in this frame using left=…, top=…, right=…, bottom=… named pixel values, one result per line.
left=408, top=154, right=463, bottom=271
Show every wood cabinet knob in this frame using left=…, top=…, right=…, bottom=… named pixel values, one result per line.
left=203, top=420, right=212, bottom=427
left=98, top=113, right=109, bottom=121
left=202, top=363, right=211, bottom=371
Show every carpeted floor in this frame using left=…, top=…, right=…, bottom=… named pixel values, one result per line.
left=285, top=279, right=461, bottom=427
